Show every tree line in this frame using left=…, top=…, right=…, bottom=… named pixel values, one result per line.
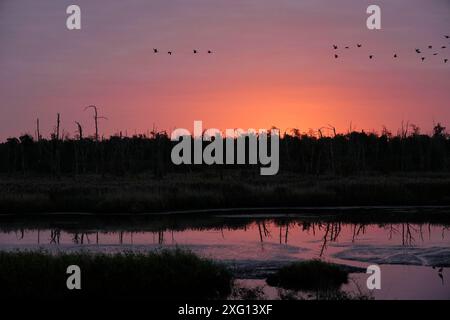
left=0, top=122, right=448, bottom=177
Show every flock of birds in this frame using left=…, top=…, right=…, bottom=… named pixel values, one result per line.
left=150, top=35, right=450, bottom=63
left=332, top=35, right=449, bottom=64
left=153, top=48, right=213, bottom=55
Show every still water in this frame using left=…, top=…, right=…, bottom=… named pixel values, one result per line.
left=0, top=213, right=449, bottom=299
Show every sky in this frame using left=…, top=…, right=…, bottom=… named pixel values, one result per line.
left=0, top=0, right=449, bottom=139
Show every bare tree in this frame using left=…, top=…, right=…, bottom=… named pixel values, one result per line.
left=56, top=113, right=61, bottom=140
left=36, top=118, right=41, bottom=141
left=85, top=105, right=107, bottom=141
left=75, top=121, right=83, bottom=140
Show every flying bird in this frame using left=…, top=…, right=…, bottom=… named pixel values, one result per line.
left=445, top=59, right=448, bottom=63
left=442, top=46, right=447, bottom=49
left=208, top=50, right=213, bottom=54
left=369, top=55, right=374, bottom=59
left=333, top=45, right=338, bottom=50
left=345, top=46, right=350, bottom=49
left=433, top=53, right=438, bottom=56
left=445, top=35, right=450, bottom=39
left=334, top=54, right=338, bottom=59
left=415, top=49, right=421, bottom=53
left=421, top=57, right=426, bottom=61
left=193, top=50, right=198, bottom=54
left=394, top=54, right=398, bottom=58
left=153, top=48, right=158, bottom=53
left=168, top=51, right=172, bottom=55
left=428, top=45, right=433, bottom=49
left=357, top=44, right=362, bottom=48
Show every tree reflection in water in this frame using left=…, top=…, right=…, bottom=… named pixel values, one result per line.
left=0, top=218, right=448, bottom=259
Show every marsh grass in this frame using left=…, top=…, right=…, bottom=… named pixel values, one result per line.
left=1, top=172, right=450, bottom=214
left=0, top=249, right=233, bottom=299
left=276, top=288, right=373, bottom=300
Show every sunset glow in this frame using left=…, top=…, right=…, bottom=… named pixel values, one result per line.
left=1, top=0, right=449, bottom=139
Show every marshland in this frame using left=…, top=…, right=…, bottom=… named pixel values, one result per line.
left=0, top=123, right=449, bottom=300
left=1, top=122, right=450, bottom=214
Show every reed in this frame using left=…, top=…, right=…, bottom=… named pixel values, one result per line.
left=0, top=249, right=233, bottom=299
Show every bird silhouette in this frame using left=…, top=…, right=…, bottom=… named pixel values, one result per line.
left=357, top=44, right=362, bottom=48
left=445, top=59, right=448, bottom=63
left=445, top=35, right=450, bottom=39
left=208, top=50, right=213, bottom=54
left=394, top=54, right=398, bottom=58
left=153, top=48, right=158, bottom=53
left=345, top=46, right=350, bottom=49
left=168, top=51, right=172, bottom=55
left=421, top=57, right=426, bottom=61
left=333, top=45, right=338, bottom=50
left=428, top=45, right=433, bottom=49
left=334, top=54, right=338, bottom=59
left=437, top=268, right=444, bottom=283
left=369, top=55, right=374, bottom=59
left=415, top=49, right=421, bottom=53
left=193, top=50, right=198, bottom=54
left=442, top=46, right=447, bottom=49
left=433, top=53, right=438, bottom=56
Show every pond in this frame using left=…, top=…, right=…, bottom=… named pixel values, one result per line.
left=0, top=211, right=449, bottom=300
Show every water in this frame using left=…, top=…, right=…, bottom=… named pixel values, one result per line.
left=0, top=213, right=449, bottom=299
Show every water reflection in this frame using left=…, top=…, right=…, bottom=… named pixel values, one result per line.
left=1, top=218, right=449, bottom=259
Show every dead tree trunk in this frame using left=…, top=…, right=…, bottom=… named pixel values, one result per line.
left=36, top=118, right=41, bottom=141
left=85, top=105, right=107, bottom=142
left=56, top=113, right=60, bottom=141
left=75, top=122, right=83, bottom=140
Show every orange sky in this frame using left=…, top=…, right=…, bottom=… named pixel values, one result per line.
left=0, top=0, right=449, bottom=139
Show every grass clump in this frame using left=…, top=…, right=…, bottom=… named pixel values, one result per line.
left=0, top=249, right=232, bottom=299
left=266, top=260, right=349, bottom=291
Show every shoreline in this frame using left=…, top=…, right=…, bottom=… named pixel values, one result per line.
left=1, top=204, right=450, bottom=217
